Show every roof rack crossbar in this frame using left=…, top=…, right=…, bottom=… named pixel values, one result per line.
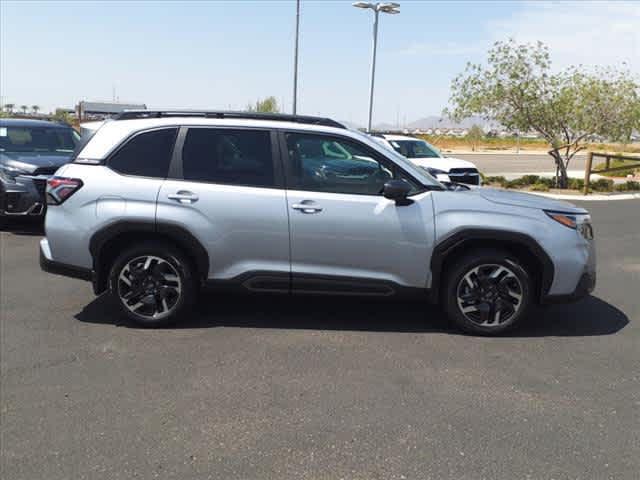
left=114, top=110, right=346, bottom=129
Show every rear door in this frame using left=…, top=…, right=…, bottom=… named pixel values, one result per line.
left=156, top=126, right=290, bottom=289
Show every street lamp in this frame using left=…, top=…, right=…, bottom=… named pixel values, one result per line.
left=292, top=0, right=301, bottom=115
left=353, top=2, right=400, bottom=132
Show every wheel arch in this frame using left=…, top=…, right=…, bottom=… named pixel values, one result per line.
left=429, top=229, right=554, bottom=304
left=89, top=221, right=209, bottom=294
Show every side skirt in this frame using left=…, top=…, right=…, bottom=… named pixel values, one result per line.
left=204, top=271, right=429, bottom=300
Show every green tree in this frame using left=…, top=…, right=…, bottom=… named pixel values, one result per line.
left=246, top=96, right=280, bottom=113
left=446, top=39, right=640, bottom=188
left=32, top=105, right=40, bottom=115
left=20, top=105, right=28, bottom=115
left=4, top=103, right=15, bottom=114
left=52, top=108, right=73, bottom=124
left=466, top=124, right=484, bottom=152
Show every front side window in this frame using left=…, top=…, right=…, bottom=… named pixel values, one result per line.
left=285, top=132, right=400, bottom=195
left=108, top=128, right=177, bottom=178
left=0, top=126, right=79, bottom=153
left=389, top=140, right=440, bottom=159
left=182, top=128, right=274, bottom=187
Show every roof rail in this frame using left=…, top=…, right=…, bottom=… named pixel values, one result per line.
left=114, top=110, right=346, bottom=129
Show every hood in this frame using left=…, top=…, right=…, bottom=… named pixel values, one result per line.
left=410, top=156, right=477, bottom=171
left=477, top=188, right=587, bottom=213
left=0, top=151, right=73, bottom=173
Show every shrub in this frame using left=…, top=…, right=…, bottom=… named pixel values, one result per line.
left=613, top=181, right=640, bottom=192
left=484, top=175, right=507, bottom=185
left=568, top=178, right=585, bottom=190
left=590, top=178, right=614, bottom=192
left=530, top=183, right=550, bottom=192
left=520, top=174, right=540, bottom=185
left=535, top=177, right=554, bottom=187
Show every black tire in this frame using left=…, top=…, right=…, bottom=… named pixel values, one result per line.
left=442, top=248, right=532, bottom=335
left=108, top=241, right=197, bottom=327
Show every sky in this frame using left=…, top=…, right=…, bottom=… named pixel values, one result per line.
left=1, top=0, right=638, bottom=126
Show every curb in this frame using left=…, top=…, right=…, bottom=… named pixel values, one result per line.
left=525, top=191, right=640, bottom=201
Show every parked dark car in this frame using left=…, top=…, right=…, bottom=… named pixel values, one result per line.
left=0, top=119, right=80, bottom=223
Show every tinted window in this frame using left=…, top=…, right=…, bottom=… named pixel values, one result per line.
left=0, top=126, right=79, bottom=153
left=108, top=128, right=177, bottom=178
left=286, top=133, right=398, bottom=195
left=182, top=128, right=274, bottom=187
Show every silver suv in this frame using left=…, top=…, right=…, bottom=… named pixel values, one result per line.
left=40, top=111, right=596, bottom=335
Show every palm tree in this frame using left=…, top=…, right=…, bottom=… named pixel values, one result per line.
left=4, top=103, right=15, bottom=114
left=32, top=105, right=40, bottom=115
left=20, top=105, right=28, bottom=115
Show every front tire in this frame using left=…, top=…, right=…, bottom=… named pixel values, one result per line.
left=108, top=242, right=197, bottom=327
left=443, top=249, right=532, bottom=335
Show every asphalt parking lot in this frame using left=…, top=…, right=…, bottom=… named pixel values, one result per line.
left=1, top=200, right=638, bottom=480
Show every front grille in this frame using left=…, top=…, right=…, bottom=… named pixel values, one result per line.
left=448, top=168, right=480, bottom=186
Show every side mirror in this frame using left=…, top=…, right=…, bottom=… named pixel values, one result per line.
left=383, top=179, right=413, bottom=205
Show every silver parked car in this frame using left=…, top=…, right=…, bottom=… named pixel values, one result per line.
left=40, top=111, right=596, bottom=335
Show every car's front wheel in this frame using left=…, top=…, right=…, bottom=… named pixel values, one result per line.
left=443, top=249, right=532, bottom=335
left=108, top=242, right=197, bottom=327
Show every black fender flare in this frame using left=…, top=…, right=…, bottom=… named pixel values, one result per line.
left=89, top=221, right=209, bottom=294
left=428, top=229, right=554, bottom=303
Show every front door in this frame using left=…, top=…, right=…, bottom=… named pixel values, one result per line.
left=282, top=131, right=435, bottom=293
left=156, top=127, right=290, bottom=289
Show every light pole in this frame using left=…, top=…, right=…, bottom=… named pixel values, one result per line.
left=353, top=2, right=400, bottom=132
left=292, top=0, right=301, bottom=115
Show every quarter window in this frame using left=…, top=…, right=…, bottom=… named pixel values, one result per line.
left=108, top=128, right=177, bottom=178
left=182, top=128, right=274, bottom=187
left=285, top=133, right=398, bottom=195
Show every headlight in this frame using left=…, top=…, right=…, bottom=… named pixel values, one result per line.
left=545, top=210, right=593, bottom=239
left=0, top=163, right=28, bottom=183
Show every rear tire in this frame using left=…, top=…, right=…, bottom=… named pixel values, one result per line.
left=108, top=242, right=197, bottom=327
left=443, top=248, right=532, bottom=335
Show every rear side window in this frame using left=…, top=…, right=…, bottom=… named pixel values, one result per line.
left=182, top=128, right=274, bottom=187
left=108, top=128, right=177, bottom=178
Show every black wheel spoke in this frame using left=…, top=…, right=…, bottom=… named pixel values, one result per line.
left=456, top=263, right=524, bottom=328
left=117, top=255, right=182, bottom=320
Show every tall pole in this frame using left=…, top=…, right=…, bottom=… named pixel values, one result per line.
left=367, top=8, right=379, bottom=132
left=292, top=0, right=300, bottom=115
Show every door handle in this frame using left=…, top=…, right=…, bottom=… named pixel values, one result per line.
left=292, top=201, right=322, bottom=214
left=167, top=191, right=199, bottom=204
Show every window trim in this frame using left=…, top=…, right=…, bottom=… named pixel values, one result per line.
left=104, top=126, right=179, bottom=180
left=172, top=126, right=284, bottom=190
left=277, top=129, right=425, bottom=196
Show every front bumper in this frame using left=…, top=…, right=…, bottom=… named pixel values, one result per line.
left=542, top=271, right=596, bottom=304
left=39, top=238, right=93, bottom=282
left=0, top=174, right=49, bottom=217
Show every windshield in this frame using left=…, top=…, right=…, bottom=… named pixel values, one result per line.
left=0, top=126, right=80, bottom=153
left=389, top=139, right=441, bottom=159
left=349, top=130, right=444, bottom=189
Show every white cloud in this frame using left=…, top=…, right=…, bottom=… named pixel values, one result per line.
left=488, top=1, right=640, bottom=74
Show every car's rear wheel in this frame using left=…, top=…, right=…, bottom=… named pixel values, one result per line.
left=108, top=242, right=197, bottom=327
left=443, top=249, right=532, bottom=335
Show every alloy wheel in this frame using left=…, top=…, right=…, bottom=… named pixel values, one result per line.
left=117, top=255, right=182, bottom=319
left=456, top=263, right=524, bottom=327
